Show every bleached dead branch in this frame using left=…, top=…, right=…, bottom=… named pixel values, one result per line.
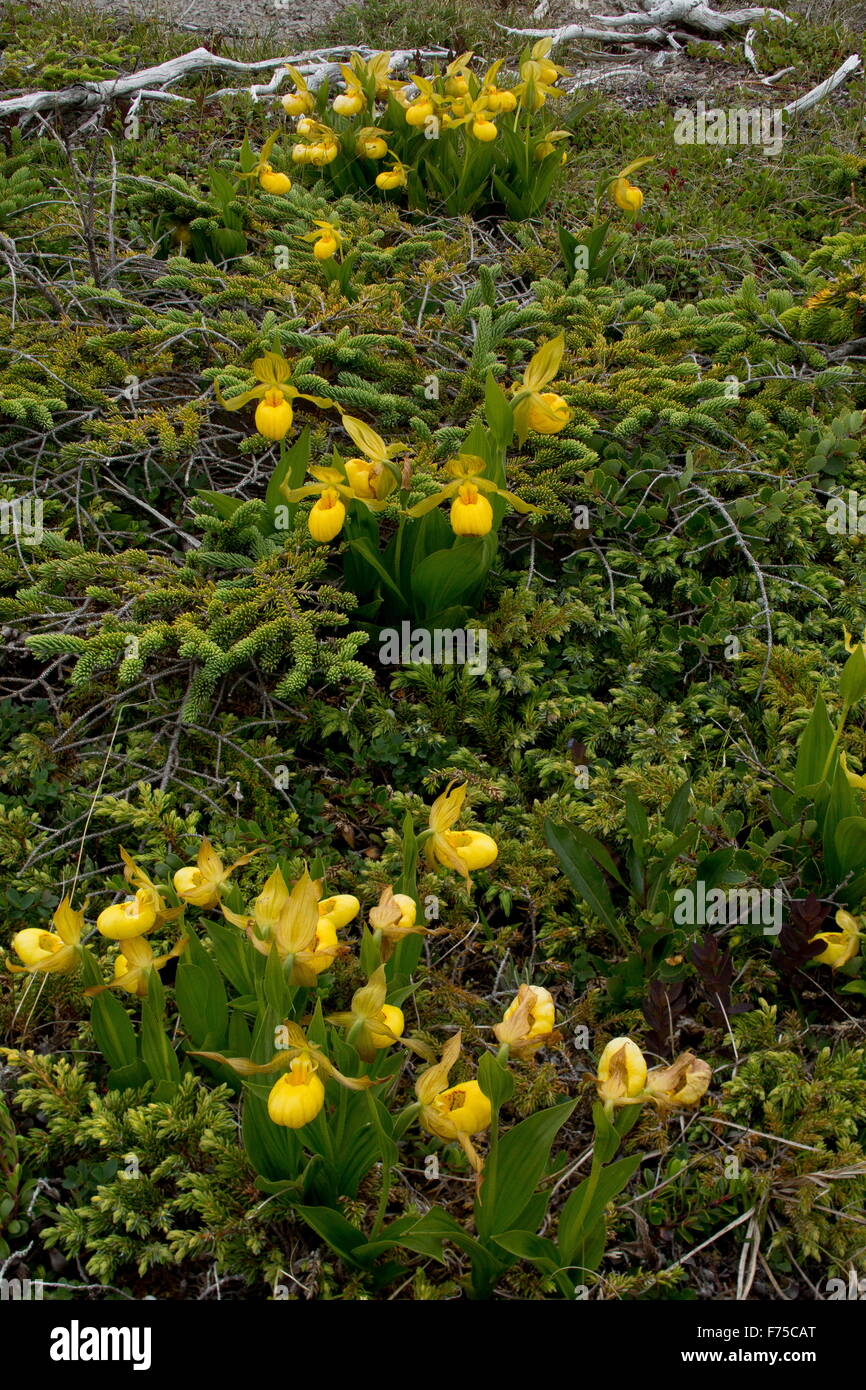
left=0, top=45, right=450, bottom=119
left=501, top=0, right=793, bottom=47
left=781, top=53, right=862, bottom=115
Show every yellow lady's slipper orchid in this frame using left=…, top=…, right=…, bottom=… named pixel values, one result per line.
left=332, top=62, right=368, bottom=116
left=238, top=132, right=292, bottom=196
left=526, top=393, right=571, bottom=433
left=215, top=351, right=338, bottom=439
left=283, top=436, right=395, bottom=541
left=521, top=38, right=568, bottom=89
left=88, top=934, right=187, bottom=999
left=314, top=234, right=337, bottom=261
left=221, top=864, right=288, bottom=936
left=434, top=1079, right=491, bottom=1133
left=596, top=1037, right=648, bottom=1114
left=318, top=893, right=361, bottom=930
left=510, top=335, right=571, bottom=444
left=297, top=220, right=344, bottom=262
left=258, top=163, right=292, bottom=196
left=96, top=849, right=180, bottom=941
left=333, top=91, right=365, bottom=116
left=405, top=452, right=540, bottom=535
left=343, top=457, right=376, bottom=499
left=844, top=623, right=866, bottom=655
left=359, top=50, right=398, bottom=101
left=444, top=50, right=473, bottom=98
left=442, top=85, right=500, bottom=140
left=275, top=871, right=342, bottom=981
left=371, top=887, right=418, bottom=932
left=840, top=752, right=866, bottom=790
left=340, top=415, right=404, bottom=503
left=423, top=780, right=499, bottom=884
left=283, top=467, right=357, bottom=538
left=416, top=1031, right=491, bottom=1172
left=222, top=867, right=343, bottom=985
left=375, top=1006, right=409, bottom=1053
left=470, top=58, right=518, bottom=116
left=517, top=40, right=568, bottom=109
left=472, top=118, right=498, bottom=142
left=282, top=67, right=315, bottom=117
left=355, top=127, right=389, bottom=160
left=645, top=1053, right=712, bottom=1109
left=450, top=482, right=494, bottom=536
left=440, top=830, right=498, bottom=869
left=810, top=908, right=861, bottom=969
left=326, top=964, right=431, bottom=1063
left=255, top=389, right=295, bottom=441
left=612, top=178, right=643, bottom=212
left=308, top=488, right=346, bottom=541
left=367, top=885, right=441, bottom=960
left=308, top=917, right=340, bottom=974
left=173, top=838, right=259, bottom=909
left=12, top=928, right=64, bottom=968
left=494, top=983, right=557, bottom=1057
left=8, top=897, right=84, bottom=976
left=268, top=1055, right=326, bottom=1127
left=309, top=141, right=340, bottom=166
left=405, top=99, right=434, bottom=126
left=608, top=157, right=653, bottom=215
left=534, top=129, right=571, bottom=160
left=97, top=888, right=157, bottom=940
left=290, top=120, right=340, bottom=165
left=404, top=74, right=444, bottom=127
left=194, top=1022, right=374, bottom=1128
left=376, top=161, right=408, bottom=191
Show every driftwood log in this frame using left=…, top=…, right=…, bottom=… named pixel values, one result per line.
left=0, top=45, right=451, bottom=119
left=501, top=0, right=793, bottom=46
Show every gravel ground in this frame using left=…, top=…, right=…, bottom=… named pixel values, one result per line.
left=74, top=0, right=353, bottom=41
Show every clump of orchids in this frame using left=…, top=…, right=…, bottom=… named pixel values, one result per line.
left=211, top=339, right=569, bottom=596
left=7, top=780, right=500, bottom=988
left=595, top=1037, right=712, bottom=1120
left=199, top=986, right=555, bottom=1177
left=4, top=823, right=717, bottom=1196
left=8, top=848, right=189, bottom=998
left=271, top=42, right=577, bottom=217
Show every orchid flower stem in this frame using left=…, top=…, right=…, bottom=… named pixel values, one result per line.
left=392, top=1100, right=421, bottom=1141
left=372, top=927, right=384, bottom=965
left=820, top=703, right=850, bottom=786
left=394, top=516, right=405, bottom=593
left=366, top=1090, right=392, bottom=1235
left=316, top=1099, right=338, bottom=1169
